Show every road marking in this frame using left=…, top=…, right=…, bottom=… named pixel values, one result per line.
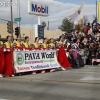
left=80, top=76, right=100, bottom=81
left=87, top=67, right=100, bottom=69
left=6, top=77, right=100, bottom=85
left=66, top=71, right=100, bottom=74
left=0, top=98, right=9, bottom=100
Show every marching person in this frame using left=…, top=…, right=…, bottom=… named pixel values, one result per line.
left=14, top=35, right=22, bottom=51
left=40, top=38, right=48, bottom=73
left=42, top=38, right=48, bottom=50
left=4, top=35, right=14, bottom=77
left=71, top=38, right=84, bottom=68
left=31, top=37, right=40, bottom=74
left=30, top=44, right=35, bottom=51
left=57, top=36, right=71, bottom=70
left=48, top=38, right=56, bottom=72
left=48, top=38, right=55, bottom=50
left=0, top=39, right=5, bottom=78
left=33, top=37, right=40, bottom=50
left=22, top=36, right=33, bottom=74
left=13, top=35, right=23, bottom=76
left=22, top=36, right=30, bottom=51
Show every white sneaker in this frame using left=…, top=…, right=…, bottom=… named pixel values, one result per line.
left=11, top=74, right=15, bottom=77
left=41, top=70, right=46, bottom=74
left=0, top=74, right=3, bottom=78
left=61, top=67, right=66, bottom=71
left=50, top=69, right=55, bottom=72
left=32, top=72, right=36, bottom=75
left=19, top=74, right=22, bottom=76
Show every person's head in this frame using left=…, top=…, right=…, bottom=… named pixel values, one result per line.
left=96, top=51, right=99, bottom=55
left=30, top=44, right=34, bottom=49
left=50, top=38, right=54, bottom=43
left=35, top=37, right=39, bottom=43
left=98, top=44, right=100, bottom=48
left=43, top=38, right=48, bottom=43
left=25, top=36, right=29, bottom=42
left=17, top=35, right=21, bottom=41
left=76, top=38, right=80, bottom=43
left=73, top=39, right=77, bottom=43
left=6, top=35, right=11, bottom=42
left=59, top=36, right=64, bottom=42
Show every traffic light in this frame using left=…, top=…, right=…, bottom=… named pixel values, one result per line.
left=15, top=27, right=19, bottom=36
left=7, top=21, right=11, bottom=33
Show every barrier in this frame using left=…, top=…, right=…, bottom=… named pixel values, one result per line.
left=14, top=50, right=60, bottom=73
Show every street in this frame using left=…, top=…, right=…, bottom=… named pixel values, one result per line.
left=0, top=65, right=100, bottom=100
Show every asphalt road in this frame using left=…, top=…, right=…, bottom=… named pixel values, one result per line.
left=0, top=65, right=100, bottom=100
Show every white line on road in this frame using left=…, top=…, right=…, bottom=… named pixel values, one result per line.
left=0, top=98, right=9, bottom=100
left=66, top=71, right=100, bottom=74
left=87, top=67, right=100, bottom=69
left=80, top=76, right=100, bottom=81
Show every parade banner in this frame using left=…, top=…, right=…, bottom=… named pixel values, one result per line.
left=14, top=50, right=60, bottom=73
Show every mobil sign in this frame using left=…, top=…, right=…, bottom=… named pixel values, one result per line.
left=28, top=1, right=49, bottom=16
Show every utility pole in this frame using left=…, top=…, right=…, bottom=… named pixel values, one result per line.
left=17, top=0, right=20, bottom=35
left=10, top=0, right=13, bottom=42
left=47, top=21, right=49, bottom=30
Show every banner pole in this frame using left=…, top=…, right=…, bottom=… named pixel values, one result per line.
left=96, top=1, right=97, bottom=24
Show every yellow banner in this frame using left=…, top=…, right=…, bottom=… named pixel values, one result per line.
left=97, top=1, right=100, bottom=23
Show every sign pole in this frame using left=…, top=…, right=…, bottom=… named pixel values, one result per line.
left=17, top=0, right=20, bottom=35
left=96, top=1, right=97, bottom=24
left=38, top=16, right=41, bottom=25
left=10, top=0, right=13, bottom=42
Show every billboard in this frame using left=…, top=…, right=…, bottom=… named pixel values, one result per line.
left=35, top=25, right=44, bottom=39
left=38, top=25, right=44, bottom=39
left=28, top=1, right=49, bottom=16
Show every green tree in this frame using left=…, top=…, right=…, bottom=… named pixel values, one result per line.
left=41, top=21, right=46, bottom=28
left=59, top=17, right=74, bottom=32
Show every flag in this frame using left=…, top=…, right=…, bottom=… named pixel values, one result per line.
left=68, top=0, right=86, bottom=24
left=97, top=1, right=100, bottom=23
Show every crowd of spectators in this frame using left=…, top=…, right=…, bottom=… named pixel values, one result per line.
left=60, top=22, right=100, bottom=65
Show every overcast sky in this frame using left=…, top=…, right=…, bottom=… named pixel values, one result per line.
left=0, top=0, right=96, bottom=30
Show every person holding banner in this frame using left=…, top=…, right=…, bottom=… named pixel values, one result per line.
left=42, top=38, right=48, bottom=50
left=0, top=41, right=5, bottom=78
left=22, top=36, right=30, bottom=51
left=31, top=37, right=40, bottom=74
left=48, top=38, right=55, bottom=50
left=3, top=36, right=14, bottom=77
left=21, top=36, right=34, bottom=74
left=33, top=37, right=40, bottom=50
left=48, top=38, right=56, bottom=72
left=57, top=36, right=71, bottom=70
left=40, top=38, right=49, bottom=73
left=13, top=35, right=23, bottom=76
left=14, top=35, right=22, bottom=51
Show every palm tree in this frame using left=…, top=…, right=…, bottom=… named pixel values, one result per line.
left=41, top=22, right=46, bottom=28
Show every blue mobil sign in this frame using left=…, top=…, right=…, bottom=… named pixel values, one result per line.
left=28, top=1, right=49, bottom=16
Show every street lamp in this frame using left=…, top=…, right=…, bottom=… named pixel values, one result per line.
left=0, top=18, right=10, bottom=22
